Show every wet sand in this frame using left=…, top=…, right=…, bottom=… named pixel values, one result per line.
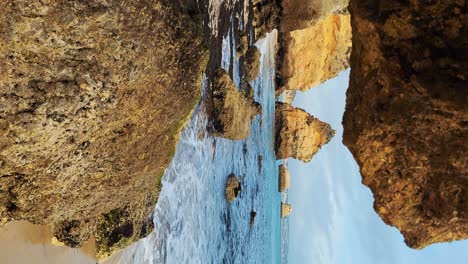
left=0, top=221, right=97, bottom=264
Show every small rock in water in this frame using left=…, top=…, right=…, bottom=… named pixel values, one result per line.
left=257, top=155, right=263, bottom=173
left=250, top=211, right=257, bottom=228
left=225, top=174, right=241, bottom=202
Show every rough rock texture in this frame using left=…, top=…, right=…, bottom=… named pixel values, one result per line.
left=343, top=0, right=468, bottom=249
left=242, top=46, right=261, bottom=81
left=225, top=174, right=241, bottom=202
left=275, top=102, right=335, bottom=162
left=278, top=164, right=291, bottom=192
left=278, top=13, right=352, bottom=91
left=253, top=0, right=281, bottom=40
left=0, top=0, right=207, bottom=258
left=210, top=69, right=262, bottom=140
left=280, top=0, right=348, bottom=32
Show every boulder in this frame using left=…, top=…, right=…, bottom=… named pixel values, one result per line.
left=275, top=102, right=335, bottom=162
left=343, top=0, right=468, bottom=249
left=225, top=174, right=241, bottom=202
left=210, top=69, right=262, bottom=140
left=278, top=165, right=291, bottom=192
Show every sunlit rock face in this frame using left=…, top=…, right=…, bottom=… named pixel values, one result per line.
left=0, top=0, right=207, bottom=258
left=275, top=102, right=335, bottom=162
left=343, top=0, right=468, bottom=249
left=278, top=13, right=352, bottom=92
left=280, top=0, right=348, bottom=32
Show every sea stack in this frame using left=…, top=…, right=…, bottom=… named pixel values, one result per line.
left=278, top=165, right=291, bottom=192
left=281, top=203, right=293, bottom=218
left=275, top=102, right=335, bottom=162
left=210, top=69, right=262, bottom=140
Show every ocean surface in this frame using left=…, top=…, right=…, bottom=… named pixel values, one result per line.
left=107, top=28, right=287, bottom=263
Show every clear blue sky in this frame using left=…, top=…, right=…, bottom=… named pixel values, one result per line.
left=287, top=70, right=468, bottom=264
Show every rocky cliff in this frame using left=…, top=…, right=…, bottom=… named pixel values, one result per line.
left=278, top=13, right=352, bottom=92
left=275, top=102, right=335, bottom=162
left=0, top=0, right=207, bottom=258
left=343, top=0, right=468, bottom=249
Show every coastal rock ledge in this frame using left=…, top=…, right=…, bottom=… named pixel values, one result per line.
left=343, top=0, right=468, bottom=249
left=275, top=102, right=335, bottom=162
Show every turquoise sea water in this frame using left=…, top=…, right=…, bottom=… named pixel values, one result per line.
left=111, top=31, right=283, bottom=264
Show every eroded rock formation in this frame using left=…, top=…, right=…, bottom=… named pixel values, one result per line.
left=278, top=13, right=352, bottom=91
left=275, top=102, right=335, bottom=162
left=280, top=0, right=348, bottom=32
left=343, top=0, right=468, bottom=249
left=210, top=69, right=262, bottom=140
left=0, top=0, right=207, bottom=258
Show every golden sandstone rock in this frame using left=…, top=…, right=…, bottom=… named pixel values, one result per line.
left=278, top=13, right=352, bottom=91
left=275, top=102, right=335, bottom=162
left=278, top=165, right=291, bottom=192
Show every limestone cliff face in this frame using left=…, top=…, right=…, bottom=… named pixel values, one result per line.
left=280, top=0, right=348, bottom=32
left=278, top=13, right=352, bottom=91
left=275, top=102, right=335, bottom=162
left=343, top=0, right=468, bottom=249
left=210, top=69, right=261, bottom=140
left=0, top=0, right=207, bottom=258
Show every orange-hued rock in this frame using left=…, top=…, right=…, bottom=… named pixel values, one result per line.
left=278, top=13, right=352, bottom=91
left=343, top=0, right=468, bottom=249
left=280, top=0, right=348, bottom=32
left=275, top=102, right=335, bottom=162
left=281, top=203, right=292, bottom=218
left=278, top=164, right=291, bottom=192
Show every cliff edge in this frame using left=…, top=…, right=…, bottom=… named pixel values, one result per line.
left=343, top=0, right=468, bottom=249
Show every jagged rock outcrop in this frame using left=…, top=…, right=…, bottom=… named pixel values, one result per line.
left=343, top=0, right=468, bottom=249
left=0, top=0, right=207, bottom=258
left=225, top=174, right=241, bottom=202
left=278, top=13, right=352, bottom=92
left=275, top=102, right=335, bottom=162
left=278, top=164, right=291, bottom=192
left=210, top=69, right=262, bottom=140
left=281, top=203, right=292, bottom=218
